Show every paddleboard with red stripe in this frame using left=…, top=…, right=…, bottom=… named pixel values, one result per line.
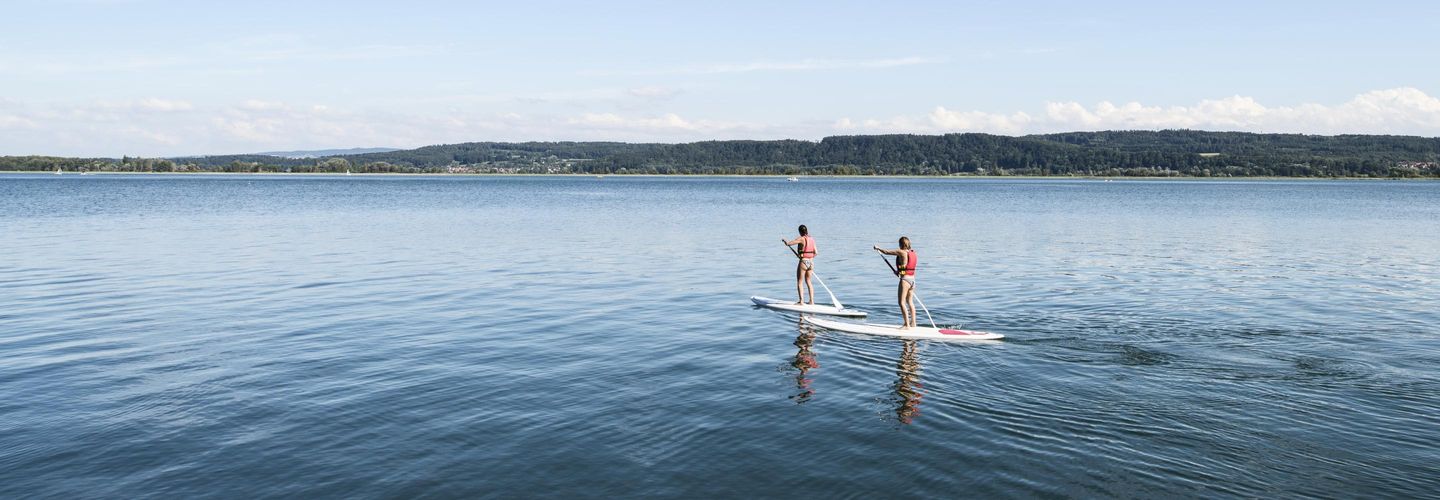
left=804, top=316, right=1004, bottom=341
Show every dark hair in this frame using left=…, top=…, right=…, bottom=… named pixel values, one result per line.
left=899, top=236, right=911, bottom=249
left=798, top=225, right=808, bottom=236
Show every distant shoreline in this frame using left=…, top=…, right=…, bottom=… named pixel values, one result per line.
left=3, top=171, right=1433, bottom=181
left=7, top=131, right=1439, bottom=178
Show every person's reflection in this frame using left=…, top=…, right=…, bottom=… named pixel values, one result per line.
left=788, top=317, right=818, bottom=404
left=890, top=340, right=924, bottom=424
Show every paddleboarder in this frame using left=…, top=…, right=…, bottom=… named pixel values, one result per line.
left=783, top=225, right=818, bottom=305
left=874, top=237, right=918, bottom=329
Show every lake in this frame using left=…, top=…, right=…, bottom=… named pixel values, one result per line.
left=2, top=174, right=1438, bottom=498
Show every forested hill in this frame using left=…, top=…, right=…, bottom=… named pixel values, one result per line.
left=5, top=131, right=1439, bottom=177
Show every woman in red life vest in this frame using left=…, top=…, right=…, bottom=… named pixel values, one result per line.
left=874, top=236, right=918, bottom=329
left=782, top=225, right=818, bottom=305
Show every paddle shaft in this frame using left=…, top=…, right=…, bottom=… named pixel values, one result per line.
left=878, top=252, right=936, bottom=328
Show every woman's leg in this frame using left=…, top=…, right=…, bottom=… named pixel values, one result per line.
left=795, top=263, right=804, bottom=304
left=803, top=267, right=815, bottom=304
left=896, top=280, right=907, bottom=326
left=901, top=281, right=916, bottom=327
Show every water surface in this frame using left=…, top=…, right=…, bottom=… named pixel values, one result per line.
left=2, top=175, right=1438, bottom=498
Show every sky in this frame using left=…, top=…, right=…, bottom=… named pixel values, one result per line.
left=2, top=0, right=1439, bottom=156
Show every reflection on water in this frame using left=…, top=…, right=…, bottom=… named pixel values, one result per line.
left=889, top=340, right=924, bottom=425
left=777, top=316, right=925, bottom=425
left=787, top=318, right=818, bottom=404
left=780, top=316, right=927, bottom=424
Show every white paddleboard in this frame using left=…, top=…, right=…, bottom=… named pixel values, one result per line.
left=751, top=296, right=868, bottom=318
left=804, top=315, right=1004, bottom=341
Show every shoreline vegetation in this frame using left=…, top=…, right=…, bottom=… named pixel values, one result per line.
left=6, top=171, right=1436, bottom=181
left=5, top=130, right=1439, bottom=178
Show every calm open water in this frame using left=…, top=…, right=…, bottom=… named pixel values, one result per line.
left=2, top=174, right=1438, bottom=498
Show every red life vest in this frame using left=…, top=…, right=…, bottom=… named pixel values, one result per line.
left=799, top=235, right=816, bottom=258
left=898, top=249, right=917, bottom=276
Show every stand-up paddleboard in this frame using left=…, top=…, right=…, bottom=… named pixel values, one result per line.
left=804, top=316, right=1004, bottom=341
left=753, top=240, right=868, bottom=318
left=750, top=296, right=868, bottom=317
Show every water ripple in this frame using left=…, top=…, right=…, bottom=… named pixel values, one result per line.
left=2, top=175, right=1438, bottom=497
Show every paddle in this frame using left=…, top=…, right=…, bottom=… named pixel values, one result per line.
left=877, top=251, right=937, bottom=328
left=784, top=240, right=843, bottom=309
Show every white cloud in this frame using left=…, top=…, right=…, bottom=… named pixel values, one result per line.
left=241, top=99, right=288, bottom=111
left=0, top=98, right=38, bottom=129
left=929, top=108, right=1033, bottom=134
left=0, top=114, right=39, bottom=130
left=0, top=34, right=438, bottom=77
left=92, top=98, right=195, bottom=112
left=838, top=88, right=1440, bottom=136
left=3, top=88, right=1439, bottom=157
left=834, top=107, right=1033, bottom=135
left=586, top=56, right=941, bottom=76
left=1038, top=88, right=1440, bottom=133
left=215, top=34, right=441, bottom=63
left=20, top=55, right=190, bottom=75
left=211, top=116, right=277, bottom=143
left=404, top=87, right=678, bottom=108
left=566, top=113, right=760, bottom=136
left=692, top=56, right=939, bottom=74
left=627, top=86, right=680, bottom=100
left=136, top=98, right=194, bottom=112
left=120, top=126, right=182, bottom=146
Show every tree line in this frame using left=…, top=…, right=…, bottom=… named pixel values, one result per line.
left=4, top=130, right=1438, bottom=177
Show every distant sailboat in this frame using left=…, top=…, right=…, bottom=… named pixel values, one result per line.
left=345, top=169, right=352, bottom=176
left=54, top=167, right=62, bottom=175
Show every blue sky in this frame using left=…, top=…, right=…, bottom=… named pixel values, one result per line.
left=2, top=0, right=1438, bottom=156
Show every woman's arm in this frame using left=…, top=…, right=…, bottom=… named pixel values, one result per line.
left=873, top=246, right=902, bottom=256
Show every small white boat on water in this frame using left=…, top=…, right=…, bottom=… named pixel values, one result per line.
left=54, top=168, right=62, bottom=175
left=786, top=176, right=799, bottom=182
